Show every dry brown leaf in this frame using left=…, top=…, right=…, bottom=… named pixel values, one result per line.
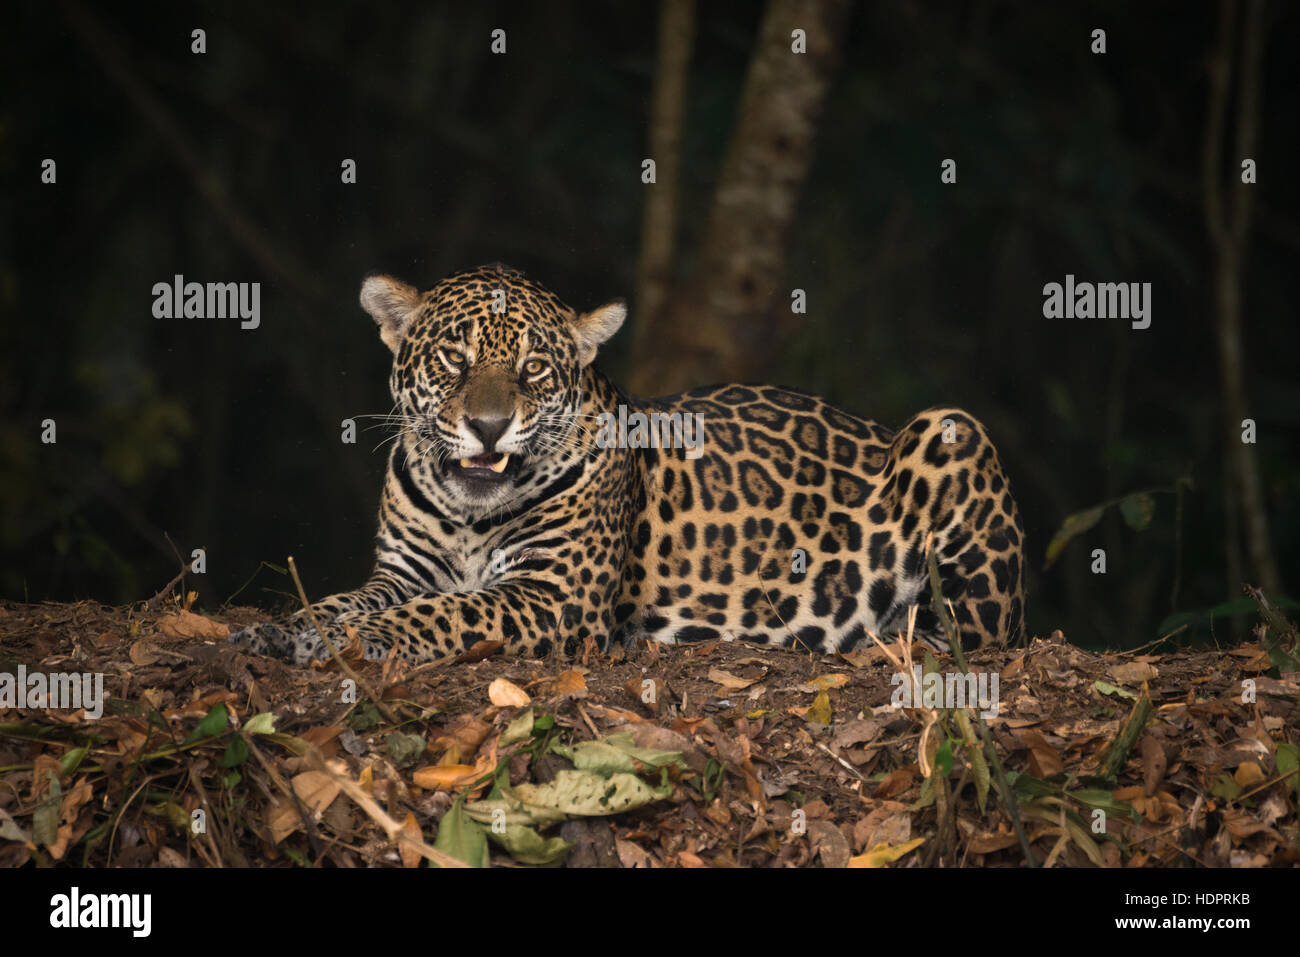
left=292, top=770, right=341, bottom=815
left=556, top=670, right=588, bottom=697
left=164, top=689, right=237, bottom=722
left=708, top=668, right=757, bottom=691
left=798, top=674, right=849, bottom=693
left=1111, top=661, right=1159, bottom=685
left=623, top=676, right=664, bottom=711
left=965, top=829, right=1020, bottom=854
left=31, top=754, right=63, bottom=800
left=140, top=688, right=165, bottom=711
left=1003, top=717, right=1044, bottom=728
left=808, top=820, right=851, bottom=868
left=300, top=725, right=344, bottom=751
left=802, top=799, right=831, bottom=819
left=434, top=717, right=492, bottom=756
left=1222, top=809, right=1270, bottom=840
left=704, top=799, right=732, bottom=827
left=838, top=646, right=887, bottom=668
left=874, top=766, right=919, bottom=800
left=1016, top=730, right=1064, bottom=777
left=808, top=690, right=832, bottom=725
left=670, top=716, right=713, bottom=736
left=590, top=704, right=648, bottom=724
left=1234, top=760, right=1267, bottom=789
left=1141, top=734, right=1168, bottom=796
left=128, top=640, right=162, bottom=665
left=412, top=764, right=478, bottom=790
left=847, top=836, right=925, bottom=868
left=333, top=622, right=366, bottom=664
left=853, top=809, right=911, bottom=852
left=268, top=800, right=301, bottom=844
left=157, top=610, right=229, bottom=642
left=832, top=717, right=885, bottom=750
left=615, top=838, right=654, bottom=868
left=488, top=677, right=531, bottom=708
left=398, top=812, right=423, bottom=868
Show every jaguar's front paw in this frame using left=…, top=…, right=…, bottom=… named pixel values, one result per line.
left=227, top=622, right=298, bottom=660
left=227, top=619, right=334, bottom=664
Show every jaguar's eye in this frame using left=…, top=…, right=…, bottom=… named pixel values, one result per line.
left=440, top=349, right=466, bottom=371
left=523, top=358, right=549, bottom=379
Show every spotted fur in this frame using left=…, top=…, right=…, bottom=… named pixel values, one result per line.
left=229, top=265, right=1025, bottom=664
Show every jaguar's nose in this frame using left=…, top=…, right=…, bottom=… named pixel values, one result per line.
left=465, top=415, right=512, bottom=453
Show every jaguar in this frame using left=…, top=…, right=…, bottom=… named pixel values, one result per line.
left=228, top=264, right=1025, bottom=664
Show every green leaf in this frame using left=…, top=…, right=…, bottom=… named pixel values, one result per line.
left=60, top=746, right=88, bottom=778
left=0, top=808, right=31, bottom=843
left=387, top=732, right=427, bottom=768
left=934, top=738, right=953, bottom=777
left=185, top=703, right=229, bottom=744
left=1007, top=772, right=1055, bottom=799
left=1044, top=505, right=1105, bottom=569
left=433, top=800, right=489, bottom=868
left=32, top=771, right=61, bottom=847
left=1210, top=773, right=1243, bottom=802
left=466, top=769, right=672, bottom=829
left=910, top=772, right=937, bottom=811
left=1265, top=642, right=1300, bottom=674
left=1156, top=594, right=1300, bottom=638
left=485, top=822, right=571, bottom=865
left=349, top=703, right=381, bottom=732
left=501, top=708, right=535, bottom=746
left=220, top=734, right=249, bottom=768
left=1276, top=743, right=1299, bottom=803
left=1094, top=680, right=1137, bottom=700
left=1119, top=492, right=1155, bottom=530
left=550, top=730, right=686, bottom=776
left=244, top=712, right=277, bottom=735
left=1071, top=787, right=1136, bottom=819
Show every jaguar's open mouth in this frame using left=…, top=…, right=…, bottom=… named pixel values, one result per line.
left=451, top=452, right=517, bottom=482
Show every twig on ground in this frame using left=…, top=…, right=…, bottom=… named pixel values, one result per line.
left=288, top=556, right=396, bottom=724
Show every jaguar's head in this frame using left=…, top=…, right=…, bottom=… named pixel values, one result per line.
left=360, top=264, right=625, bottom=503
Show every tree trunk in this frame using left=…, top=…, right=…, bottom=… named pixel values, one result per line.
left=1203, top=0, right=1281, bottom=602
left=629, top=0, right=851, bottom=396
left=634, top=0, right=695, bottom=353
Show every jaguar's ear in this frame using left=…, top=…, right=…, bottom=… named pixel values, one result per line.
left=360, top=274, right=422, bottom=355
left=571, top=300, right=626, bottom=366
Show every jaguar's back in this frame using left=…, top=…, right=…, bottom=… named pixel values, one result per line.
left=617, top=384, right=1025, bottom=654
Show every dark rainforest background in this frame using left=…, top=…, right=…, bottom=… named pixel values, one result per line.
left=1, top=1, right=1296, bottom=651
